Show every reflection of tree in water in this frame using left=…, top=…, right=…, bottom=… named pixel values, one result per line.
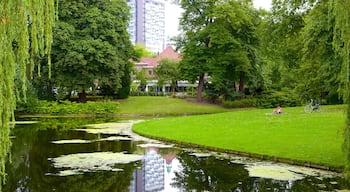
left=171, top=151, right=251, bottom=191
left=171, top=151, right=349, bottom=191
left=43, top=163, right=139, bottom=192
left=3, top=120, right=140, bottom=191
left=291, top=176, right=350, bottom=192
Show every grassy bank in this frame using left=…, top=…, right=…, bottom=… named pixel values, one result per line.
left=133, top=105, right=347, bottom=169
left=118, top=96, right=228, bottom=115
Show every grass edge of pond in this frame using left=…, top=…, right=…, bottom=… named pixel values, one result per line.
left=132, top=128, right=344, bottom=173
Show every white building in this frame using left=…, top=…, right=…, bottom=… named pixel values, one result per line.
left=127, top=0, right=165, bottom=53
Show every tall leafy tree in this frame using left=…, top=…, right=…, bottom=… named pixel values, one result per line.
left=329, top=0, right=350, bottom=178
left=261, top=0, right=313, bottom=91
left=45, top=0, right=134, bottom=101
left=177, top=0, right=259, bottom=101
left=154, top=58, right=181, bottom=96
left=298, top=0, right=341, bottom=102
left=208, top=0, right=261, bottom=99
left=177, top=0, right=218, bottom=101
left=0, top=0, right=56, bottom=188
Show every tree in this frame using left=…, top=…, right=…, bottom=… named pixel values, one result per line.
left=154, top=58, right=181, bottom=96
left=172, top=151, right=251, bottom=191
left=208, top=0, right=261, bottom=99
left=41, top=0, right=134, bottom=101
left=261, top=0, right=309, bottom=91
left=177, top=0, right=218, bottom=101
left=0, top=0, right=56, bottom=188
left=177, top=0, right=259, bottom=101
left=329, top=0, right=350, bottom=178
left=134, top=43, right=154, bottom=58
left=297, top=0, right=341, bottom=103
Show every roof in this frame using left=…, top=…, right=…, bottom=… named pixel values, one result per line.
left=136, top=45, right=181, bottom=68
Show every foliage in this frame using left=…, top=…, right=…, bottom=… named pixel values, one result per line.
left=133, top=43, right=154, bottom=58
left=329, top=0, right=350, bottom=178
left=17, top=100, right=119, bottom=115
left=297, top=0, right=341, bottom=103
left=0, top=0, right=56, bottom=187
left=257, top=89, right=299, bottom=108
left=115, top=62, right=132, bottom=99
left=16, top=82, right=41, bottom=113
left=204, top=82, right=221, bottom=102
left=177, top=0, right=259, bottom=101
left=37, top=0, right=134, bottom=100
left=222, top=98, right=258, bottom=108
left=258, top=0, right=309, bottom=95
left=133, top=105, right=347, bottom=168
left=176, top=0, right=217, bottom=101
left=154, top=58, right=181, bottom=95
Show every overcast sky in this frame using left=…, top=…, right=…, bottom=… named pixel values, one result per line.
left=165, top=0, right=272, bottom=37
left=253, top=0, right=272, bottom=10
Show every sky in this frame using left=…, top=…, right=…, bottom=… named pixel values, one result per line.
left=253, top=0, right=272, bottom=10
left=165, top=0, right=272, bottom=38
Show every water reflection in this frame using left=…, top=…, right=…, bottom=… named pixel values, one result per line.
left=3, top=117, right=350, bottom=192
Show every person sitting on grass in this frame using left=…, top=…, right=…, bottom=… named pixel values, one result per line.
left=273, top=105, right=282, bottom=114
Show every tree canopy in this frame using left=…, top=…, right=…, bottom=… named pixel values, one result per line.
left=41, top=0, right=134, bottom=100
left=0, top=0, right=56, bottom=188
left=154, top=58, right=181, bottom=95
left=177, top=0, right=259, bottom=101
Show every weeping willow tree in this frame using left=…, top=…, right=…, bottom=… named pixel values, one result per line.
left=329, top=0, right=350, bottom=178
left=0, top=0, right=56, bottom=188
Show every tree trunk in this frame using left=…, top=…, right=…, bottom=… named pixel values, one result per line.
left=239, top=71, right=245, bottom=94
left=197, top=74, right=205, bottom=102
left=78, top=90, right=87, bottom=103
left=171, top=81, right=177, bottom=97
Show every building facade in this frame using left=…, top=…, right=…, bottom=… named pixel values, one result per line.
left=127, top=0, right=165, bottom=53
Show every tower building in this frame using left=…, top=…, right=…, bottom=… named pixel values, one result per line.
left=127, top=0, right=165, bottom=53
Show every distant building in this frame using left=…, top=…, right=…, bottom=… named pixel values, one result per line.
left=127, top=0, right=165, bottom=53
left=134, top=45, right=181, bottom=79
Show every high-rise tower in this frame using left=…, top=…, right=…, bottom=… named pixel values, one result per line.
left=127, top=0, right=165, bottom=53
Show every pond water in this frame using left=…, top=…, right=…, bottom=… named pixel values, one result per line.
left=3, top=117, right=350, bottom=192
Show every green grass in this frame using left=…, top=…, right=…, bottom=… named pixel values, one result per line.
left=118, top=96, right=228, bottom=115
left=133, top=105, right=347, bottom=168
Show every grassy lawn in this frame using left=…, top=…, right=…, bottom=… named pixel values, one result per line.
left=118, top=96, right=228, bottom=115
left=133, top=104, right=347, bottom=168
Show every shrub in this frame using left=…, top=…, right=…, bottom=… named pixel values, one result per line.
left=222, top=98, right=258, bottom=108
left=257, top=89, right=300, bottom=108
left=16, top=100, right=119, bottom=115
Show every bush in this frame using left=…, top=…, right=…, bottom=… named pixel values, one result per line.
left=16, top=82, right=41, bottom=113
left=16, top=100, right=119, bottom=115
left=257, top=89, right=300, bottom=108
left=325, top=92, right=343, bottom=105
left=222, top=98, right=258, bottom=108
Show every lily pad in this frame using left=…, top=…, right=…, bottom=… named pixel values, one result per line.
left=75, top=122, right=134, bottom=135
left=97, top=136, right=132, bottom=141
left=74, top=128, right=122, bottom=135
left=11, top=121, right=39, bottom=125
left=48, top=152, right=142, bottom=176
left=52, top=139, right=92, bottom=144
left=246, top=164, right=304, bottom=181
left=190, top=153, right=211, bottom=158
left=84, top=122, right=133, bottom=129
left=138, top=143, right=174, bottom=148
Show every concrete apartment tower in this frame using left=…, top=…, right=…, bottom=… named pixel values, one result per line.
left=127, top=0, right=166, bottom=53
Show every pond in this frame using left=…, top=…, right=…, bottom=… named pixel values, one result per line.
left=3, top=117, right=350, bottom=192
